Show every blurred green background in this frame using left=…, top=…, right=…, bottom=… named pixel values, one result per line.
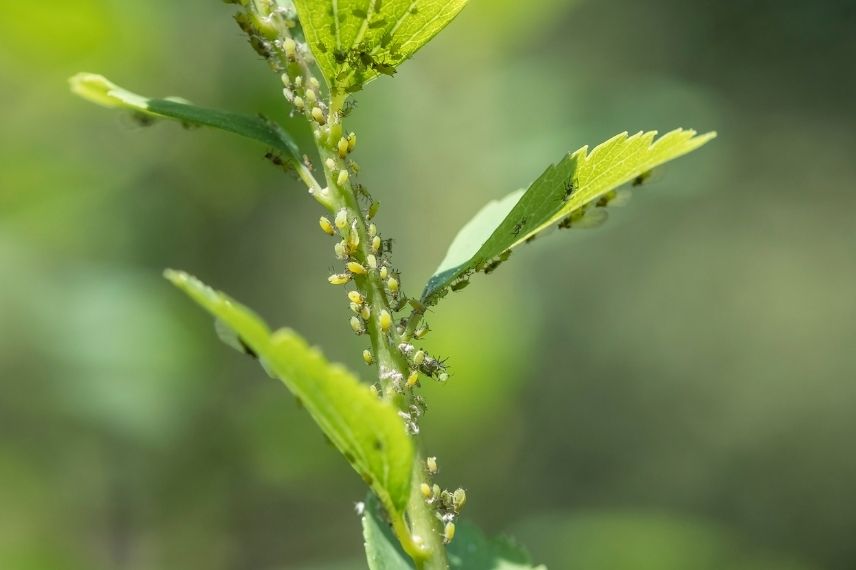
left=1, top=0, right=855, bottom=569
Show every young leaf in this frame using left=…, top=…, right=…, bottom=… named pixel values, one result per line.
left=293, top=0, right=468, bottom=93
left=421, top=129, right=716, bottom=303
left=164, top=270, right=414, bottom=516
left=69, top=73, right=301, bottom=163
left=363, top=494, right=545, bottom=570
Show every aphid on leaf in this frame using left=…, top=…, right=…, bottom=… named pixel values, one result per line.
left=451, top=278, right=470, bottom=292
left=633, top=169, right=653, bottom=187
left=512, top=217, right=528, bottom=237
left=564, top=178, right=577, bottom=201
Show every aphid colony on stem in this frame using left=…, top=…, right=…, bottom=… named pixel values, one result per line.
left=227, top=0, right=466, bottom=548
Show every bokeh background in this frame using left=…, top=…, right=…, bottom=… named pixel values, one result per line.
left=2, top=0, right=855, bottom=568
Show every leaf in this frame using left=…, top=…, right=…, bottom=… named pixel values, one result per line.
left=421, top=129, right=716, bottom=303
left=164, top=270, right=414, bottom=515
left=293, top=0, right=469, bottom=93
left=69, top=73, right=301, bottom=163
left=362, top=494, right=415, bottom=570
left=362, top=494, right=545, bottom=570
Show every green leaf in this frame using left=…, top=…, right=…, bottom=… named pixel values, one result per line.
left=164, top=270, right=414, bottom=515
left=362, top=494, right=545, bottom=570
left=421, top=129, right=716, bottom=303
left=69, top=73, right=301, bottom=163
left=293, top=0, right=469, bottom=93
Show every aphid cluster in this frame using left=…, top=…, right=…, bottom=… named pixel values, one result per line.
left=419, top=456, right=466, bottom=544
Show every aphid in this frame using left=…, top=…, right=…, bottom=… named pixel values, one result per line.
left=450, top=278, right=470, bottom=292
left=420, top=483, right=432, bottom=499
left=596, top=190, right=617, bottom=208
left=264, top=151, right=286, bottom=168
left=347, top=132, right=357, bottom=152
left=379, top=309, right=392, bottom=332
left=564, top=178, right=576, bottom=201
left=337, top=169, right=349, bottom=186
left=426, top=456, right=438, bottom=474
left=348, top=291, right=364, bottom=305
left=406, top=370, right=419, bottom=388
left=387, top=276, right=399, bottom=294
left=319, top=216, right=335, bottom=236
left=283, top=37, right=297, bottom=59
left=362, top=349, right=374, bottom=365
left=335, top=209, right=348, bottom=229
left=413, top=350, right=425, bottom=366
left=350, top=316, right=365, bottom=335
left=348, top=223, right=360, bottom=249
left=308, top=76, right=320, bottom=90
left=350, top=302, right=361, bottom=314
left=360, top=305, right=371, bottom=320
left=367, top=200, right=381, bottom=220
left=368, top=223, right=377, bottom=238
left=294, top=75, right=303, bottom=89
left=512, top=217, right=527, bottom=237
left=293, top=96, right=304, bottom=110
left=371, top=235, right=382, bottom=254
left=633, top=169, right=653, bottom=187
left=366, top=254, right=378, bottom=270
left=347, top=261, right=367, bottom=275
left=334, top=241, right=346, bottom=259
left=328, top=273, right=351, bottom=285
left=437, top=372, right=449, bottom=383
left=379, top=266, right=388, bottom=280
left=280, top=73, right=291, bottom=87
left=311, top=106, right=326, bottom=124
left=443, top=523, right=456, bottom=544
left=452, top=488, right=467, bottom=512
left=414, top=324, right=430, bottom=339
left=337, top=137, right=350, bottom=158
left=305, top=88, right=317, bottom=105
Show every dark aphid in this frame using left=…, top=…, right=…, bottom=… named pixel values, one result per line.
left=338, top=99, right=358, bottom=119
left=352, top=8, right=368, bottom=18
left=633, top=169, right=653, bottom=187
left=130, top=111, right=157, bottom=127
left=333, top=49, right=348, bottom=64
left=369, top=17, right=387, bottom=29
left=317, top=41, right=328, bottom=54
left=265, top=150, right=284, bottom=167
left=525, top=234, right=538, bottom=244
left=596, top=190, right=617, bottom=208
left=512, top=217, right=527, bottom=237
left=564, top=178, right=577, bottom=201
left=451, top=278, right=470, bottom=292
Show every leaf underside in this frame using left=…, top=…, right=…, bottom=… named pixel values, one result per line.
left=69, top=73, right=301, bottom=163
left=363, top=494, right=545, bottom=570
left=421, top=129, right=717, bottom=304
left=164, top=270, right=414, bottom=516
left=293, top=0, right=468, bottom=93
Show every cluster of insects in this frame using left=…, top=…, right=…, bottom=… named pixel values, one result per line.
left=419, top=456, right=466, bottom=544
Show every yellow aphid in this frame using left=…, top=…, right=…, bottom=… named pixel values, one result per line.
left=283, top=38, right=297, bottom=59
left=337, top=137, right=349, bottom=158
left=426, top=456, right=438, bottom=474
left=452, top=488, right=467, bottom=512
left=406, top=370, right=419, bottom=388
left=334, top=241, right=346, bottom=260
left=311, top=106, right=326, bottom=125
left=350, top=316, right=364, bottom=334
left=347, top=132, right=357, bottom=152
left=360, top=305, right=371, bottom=320
left=379, top=266, right=388, bottom=280
left=319, top=216, right=335, bottom=236
left=387, top=277, right=399, bottom=294
left=350, top=302, right=361, bottom=314
left=335, top=209, right=348, bottom=229
left=362, top=350, right=374, bottom=365
left=308, top=77, right=320, bottom=90
left=305, top=88, right=317, bottom=105
left=413, top=350, right=425, bottom=366
left=443, top=522, right=456, bottom=544
left=325, top=158, right=336, bottom=170
left=372, top=236, right=382, bottom=254
left=348, top=291, right=364, bottom=305
left=379, top=310, right=392, bottom=332
left=368, top=200, right=380, bottom=220
left=328, top=273, right=351, bottom=285
left=348, top=225, right=360, bottom=249
left=368, top=223, right=377, bottom=238
left=420, top=483, right=432, bottom=499
left=337, top=169, right=349, bottom=186
left=294, top=76, right=303, bottom=88
left=293, top=96, right=304, bottom=110
left=281, top=73, right=291, bottom=87
left=366, top=254, right=378, bottom=270
left=347, top=262, right=367, bottom=275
